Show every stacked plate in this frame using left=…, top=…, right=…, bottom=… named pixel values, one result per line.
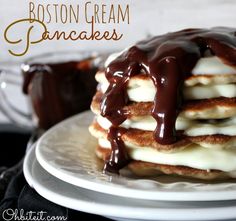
left=23, top=111, right=236, bottom=221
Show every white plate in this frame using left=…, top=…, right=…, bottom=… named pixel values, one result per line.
left=24, top=145, right=236, bottom=221
left=36, top=111, right=236, bottom=201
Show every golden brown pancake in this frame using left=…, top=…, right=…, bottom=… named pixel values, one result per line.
left=90, top=121, right=191, bottom=152
left=89, top=121, right=236, bottom=151
left=95, top=145, right=229, bottom=180
left=127, top=160, right=228, bottom=180
left=91, top=91, right=236, bottom=120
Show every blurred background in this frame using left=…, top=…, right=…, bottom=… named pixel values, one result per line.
left=0, top=0, right=236, bottom=123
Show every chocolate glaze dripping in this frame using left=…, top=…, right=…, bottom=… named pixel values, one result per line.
left=104, top=127, right=130, bottom=174
left=101, top=27, right=236, bottom=173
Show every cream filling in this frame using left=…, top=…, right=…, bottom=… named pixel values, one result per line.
left=192, top=56, right=236, bottom=75
left=98, top=138, right=236, bottom=173
left=184, top=84, right=236, bottom=100
left=102, top=55, right=236, bottom=101
left=97, top=115, right=236, bottom=136
left=101, top=82, right=236, bottom=101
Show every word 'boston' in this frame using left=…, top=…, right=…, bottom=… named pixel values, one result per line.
left=29, top=2, right=130, bottom=24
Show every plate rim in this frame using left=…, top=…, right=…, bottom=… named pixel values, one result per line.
left=35, top=110, right=236, bottom=201
left=24, top=145, right=236, bottom=220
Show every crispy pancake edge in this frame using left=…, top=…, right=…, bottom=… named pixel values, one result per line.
left=89, top=121, right=236, bottom=151
left=92, top=91, right=236, bottom=119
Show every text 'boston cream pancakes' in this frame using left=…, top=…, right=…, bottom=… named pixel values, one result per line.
left=89, top=27, right=236, bottom=180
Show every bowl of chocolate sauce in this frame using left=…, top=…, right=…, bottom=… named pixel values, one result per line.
left=0, top=51, right=105, bottom=130
left=22, top=51, right=105, bottom=130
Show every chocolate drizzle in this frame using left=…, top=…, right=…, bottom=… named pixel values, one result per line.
left=104, top=126, right=130, bottom=174
left=101, top=27, right=236, bottom=173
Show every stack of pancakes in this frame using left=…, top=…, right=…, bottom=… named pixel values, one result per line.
left=89, top=30, right=236, bottom=180
left=89, top=55, right=236, bottom=180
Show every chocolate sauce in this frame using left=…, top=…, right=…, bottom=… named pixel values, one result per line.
left=101, top=27, right=236, bottom=173
left=104, top=126, right=130, bottom=174
left=23, top=59, right=98, bottom=129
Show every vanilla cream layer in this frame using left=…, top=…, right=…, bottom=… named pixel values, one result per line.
left=98, top=138, right=236, bottom=173
left=192, top=56, right=236, bottom=75
left=106, top=53, right=236, bottom=75
left=100, top=82, right=236, bottom=101
left=97, top=115, right=236, bottom=136
left=102, top=55, right=236, bottom=101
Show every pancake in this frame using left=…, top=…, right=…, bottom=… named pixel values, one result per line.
left=186, top=74, right=236, bottom=86
left=96, top=113, right=236, bottom=137
left=91, top=91, right=236, bottom=120
left=89, top=121, right=236, bottom=151
left=95, top=146, right=230, bottom=180
left=89, top=121, right=191, bottom=152
left=127, top=161, right=228, bottom=180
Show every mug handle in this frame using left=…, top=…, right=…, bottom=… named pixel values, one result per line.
left=0, top=69, right=33, bottom=129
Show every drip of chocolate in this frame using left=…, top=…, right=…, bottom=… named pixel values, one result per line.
left=104, top=126, right=130, bottom=174
left=23, top=59, right=98, bottom=130
left=101, top=27, right=236, bottom=173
